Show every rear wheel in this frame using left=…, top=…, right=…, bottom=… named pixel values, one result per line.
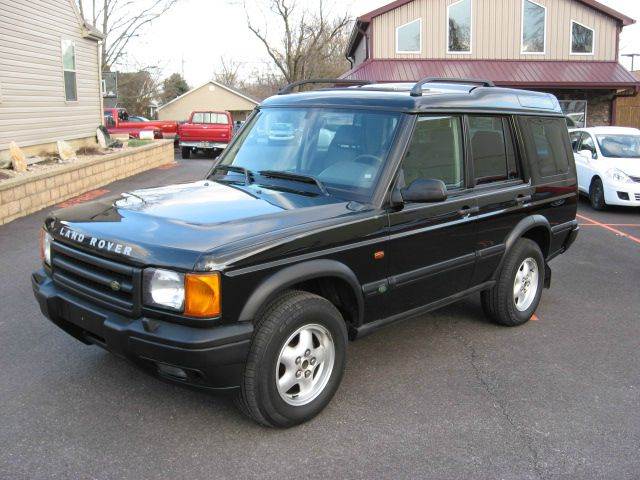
left=181, top=147, right=191, bottom=159
left=481, top=238, right=544, bottom=326
left=236, top=290, right=347, bottom=428
left=589, top=177, right=606, bottom=210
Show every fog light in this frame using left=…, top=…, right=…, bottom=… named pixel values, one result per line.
left=617, top=192, right=629, bottom=201
left=157, top=363, right=188, bottom=380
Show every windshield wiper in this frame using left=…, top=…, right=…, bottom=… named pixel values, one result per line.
left=210, top=165, right=253, bottom=185
left=258, top=170, right=328, bottom=196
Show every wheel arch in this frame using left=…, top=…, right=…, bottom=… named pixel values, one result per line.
left=237, top=259, right=364, bottom=329
left=494, top=215, right=552, bottom=281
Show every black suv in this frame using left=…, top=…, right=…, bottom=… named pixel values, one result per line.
left=33, top=78, right=579, bottom=427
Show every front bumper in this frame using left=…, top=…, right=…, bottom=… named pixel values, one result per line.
left=32, top=268, right=252, bottom=391
left=180, top=141, right=228, bottom=149
left=604, top=181, right=640, bottom=207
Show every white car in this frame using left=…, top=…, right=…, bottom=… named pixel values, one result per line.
left=569, top=126, right=640, bottom=210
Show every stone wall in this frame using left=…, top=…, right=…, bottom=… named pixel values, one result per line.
left=547, top=89, right=614, bottom=127
left=0, top=140, right=173, bottom=225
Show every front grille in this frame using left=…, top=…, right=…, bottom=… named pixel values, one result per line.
left=51, top=241, right=141, bottom=316
left=635, top=193, right=640, bottom=201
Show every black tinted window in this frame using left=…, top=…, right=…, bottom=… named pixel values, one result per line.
left=469, top=116, right=519, bottom=185
left=521, top=117, right=570, bottom=177
left=400, top=116, right=465, bottom=190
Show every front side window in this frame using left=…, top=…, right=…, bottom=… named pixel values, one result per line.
left=522, top=0, right=546, bottom=54
left=448, top=0, right=472, bottom=53
left=520, top=117, right=570, bottom=177
left=396, top=18, right=421, bottom=53
left=596, top=135, right=640, bottom=158
left=468, top=116, right=519, bottom=185
left=571, top=21, right=594, bottom=54
left=580, top=134, right=597, bottom=156
left=219, top=108, right=401, bottom=201
left=61, top=39, right=77, bottom=101
left=400, top=116, right=465, bottom=191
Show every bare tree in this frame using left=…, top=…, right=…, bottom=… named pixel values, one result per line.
left=213, top=57, right=245, bottom=90
left=117, top=67, right=161, bottom=116
left=245, top=0, right=351, bottom=84
left=78, top=0, right=178, bottom=70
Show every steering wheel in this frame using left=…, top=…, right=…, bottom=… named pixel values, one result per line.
left=353, top=154, right=382, bottom=166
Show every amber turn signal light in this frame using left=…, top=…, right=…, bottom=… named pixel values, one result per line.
left=184, top=273, right=221, bottom=318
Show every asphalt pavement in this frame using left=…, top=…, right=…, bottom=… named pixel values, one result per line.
left=1, top=150, right=639, bottom=479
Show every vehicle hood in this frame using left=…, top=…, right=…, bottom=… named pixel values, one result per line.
left=46, top=181, right=363, bottom=270
left=606, top=158, right=640, bottom=177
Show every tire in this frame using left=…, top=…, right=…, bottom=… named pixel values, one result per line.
left=481, top=238, right=544, bottom=327
left=181, top=147, right=191, bottom=159
left=236, top=290, right=347, bottom=428
left=589, top=177, right=606, bottom=210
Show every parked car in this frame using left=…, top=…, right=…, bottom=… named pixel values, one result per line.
left=569, top=126, right=640, bottom=209
left=33, top=78, right=579, bottom=428
left=103, top=108, right=178, bottom=140
left=178, top=111, right=233, bottom=159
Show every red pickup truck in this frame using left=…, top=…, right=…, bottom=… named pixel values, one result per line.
left=178, top=111, right=233, bottom=159
left=104, top=108, right=178, bottom=140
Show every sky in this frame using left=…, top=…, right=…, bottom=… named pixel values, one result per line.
left=121, top=0, right=640, bottom=86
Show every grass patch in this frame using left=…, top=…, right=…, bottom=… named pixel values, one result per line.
left=127, top=139, right=153, bottom=148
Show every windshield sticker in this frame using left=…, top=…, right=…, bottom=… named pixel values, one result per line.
left=58, top=226, right=132, bottom=256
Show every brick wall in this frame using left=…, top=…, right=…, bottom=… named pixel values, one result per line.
left=0, top=140, right=173, bottom=225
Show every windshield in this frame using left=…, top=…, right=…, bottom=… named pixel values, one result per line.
left=218, top=107, right=402, bottom=201
left=596, top=135, right=640, bottom=159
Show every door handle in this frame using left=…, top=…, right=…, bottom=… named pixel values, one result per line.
left=515, top=194, right=532, bottom=204
left=457, top=206, right=479, bottom=217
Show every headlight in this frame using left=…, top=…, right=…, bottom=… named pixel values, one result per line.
left=143, top=269, right=221, bottom=317
left=39, top=230, right=52, bottom=266
left=143, top=268, right=185, bottom=311
left=607, top=168, right=632, bottom=184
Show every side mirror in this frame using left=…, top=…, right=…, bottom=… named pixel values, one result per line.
left=578, top=149, right=596, bottom=160
left=401, top=179, right=447, bottom=203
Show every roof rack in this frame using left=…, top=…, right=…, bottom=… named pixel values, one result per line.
left=277, top=79, right=372, bottom=95
left=410, top=77, right=495, bottom=97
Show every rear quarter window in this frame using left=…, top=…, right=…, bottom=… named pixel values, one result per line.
left=518, top=117, right=572, bottom=178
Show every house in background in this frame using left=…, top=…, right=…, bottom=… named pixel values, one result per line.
left=0, top=0, right=103, bottom=164
left=157, top=80, right=259, bottom=123
left=343, top=0, right=639, bottom=127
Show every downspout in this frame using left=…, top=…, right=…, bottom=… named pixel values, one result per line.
left=345, top=24, right=371, bottom=71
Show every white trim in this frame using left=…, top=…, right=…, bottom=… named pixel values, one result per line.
left=570, top=20, right=595, bottom=56
left=520, top=0, right=546, bottom=55
left=447, top=0, right=473, bottom=55
left=157, top=80, right=260, bottom=111
left=395, top=18, right=422, bottom=54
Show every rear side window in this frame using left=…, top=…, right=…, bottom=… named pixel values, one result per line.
left=569, top=131, right=581, bottom=152
left=401, top=115, right=465, bottom=190
left=468, top=116, right=520, bottom=185
left=520, top=117, right=570, bottom=178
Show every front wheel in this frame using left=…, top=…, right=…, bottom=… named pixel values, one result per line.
left=481, top=238, right=544, bottom=326
left=589, top=177, right=606, bottom=210
left=236, top=290, right=347, bottom=428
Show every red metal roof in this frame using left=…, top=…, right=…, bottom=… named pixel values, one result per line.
left=358, top=0, right=635, bottom=26
left=341, top=59, right=640, bottom=90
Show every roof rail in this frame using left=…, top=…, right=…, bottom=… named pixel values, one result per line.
left=277, top=79, right=372, bottom=95
left=410, top=77, right=495, bottom=97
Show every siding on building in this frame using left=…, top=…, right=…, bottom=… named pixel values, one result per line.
left=370, top=0, right=618, bottom=62
left=157, top=82, right=258, bottom=122
left=0, top=0, right=102, bottom=158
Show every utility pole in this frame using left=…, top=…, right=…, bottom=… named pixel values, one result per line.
left=181, top=54, right=186, bottom=78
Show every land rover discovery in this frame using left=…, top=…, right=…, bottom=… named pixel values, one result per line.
left=33, top=78, right=579, bottom=427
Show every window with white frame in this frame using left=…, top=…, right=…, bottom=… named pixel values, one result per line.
left=61, top=39, right=78, bottom=101
left=571, top=21, right=594, bottom=54
left=396, top=18, right=421, bottom=53
left=521, top=0, right=546, bottom=54
left=448, top=0, right=472, bottom=53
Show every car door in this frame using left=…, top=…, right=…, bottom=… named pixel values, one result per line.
left=466, top=115, right=532, bottom=285
left=385, top=115, right=478, bottom=317
left=575, top=133, right=598, bottom=192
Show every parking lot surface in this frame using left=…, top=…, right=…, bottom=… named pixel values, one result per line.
left=1, top=151, right=639, bottom=479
